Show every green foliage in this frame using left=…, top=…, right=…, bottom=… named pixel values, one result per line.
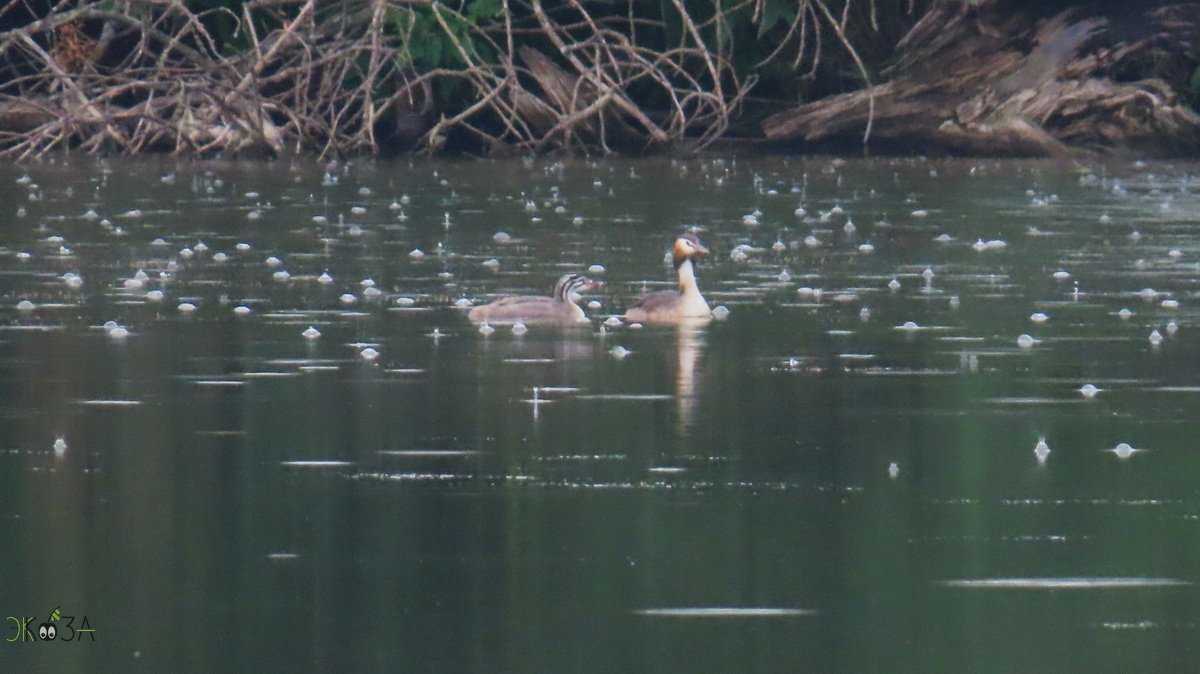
left=387, top=2, right=496, bottom=73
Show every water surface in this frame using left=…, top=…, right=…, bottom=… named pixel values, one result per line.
left=3, top=156, right=1200, bottom=671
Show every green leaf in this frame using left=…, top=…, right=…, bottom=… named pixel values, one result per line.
left=467, top=0, right=503, bottom=23
left=758, top=0, right=795, bottom=38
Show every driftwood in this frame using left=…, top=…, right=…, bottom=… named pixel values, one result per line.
left=763, top=0, right=1200, bottom=156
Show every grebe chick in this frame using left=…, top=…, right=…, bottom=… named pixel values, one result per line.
left=624, top=234, right=710, bottom=323
left=467, top=274, right=597, bottom=325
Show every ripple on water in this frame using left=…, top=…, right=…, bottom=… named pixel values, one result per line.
left=280, top=460, right=354, bottom=468
left=636, top=608, right=816, bottom=618
left=938, top=577, right=1190, bottom=589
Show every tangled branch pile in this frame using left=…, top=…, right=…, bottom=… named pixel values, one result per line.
left=764, top=0, right=1200, bottom=156
left=0, top=0, right=911, bottom=158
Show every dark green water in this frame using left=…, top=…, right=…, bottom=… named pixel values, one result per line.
left=3, top=156, right=1200, bottom=672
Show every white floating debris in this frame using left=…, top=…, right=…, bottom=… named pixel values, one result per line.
left=212, top=252, right=228, bottom=263
left=711, top=305, right=730, bottom=320
left=302, top=326, right=321, bottom=340
left=453, top=297, right=473, bottom=308
left=888, top=462, right=900, bottom=479
left=858, top=243, right=875, bottom=254
left=236, top=242, right=251, bottom=252
left=1052, top=270, right=1070, bottom=280
left=604, top=316, right=623, bottom=328
left=1030, top=312, right=1049, bottom=324
left=896, top=321, right=920, bottom=332
left=145, top=289, right=164, bottom=302
left=1017, top=334, right=1038, bottom=348
left=911, top=209, right=928, bottom=217
left=359, top=347, right=380, bottom=361
left=177, top=302, right=197, bottom=313
left=610, top=345, right=632, bottom=360
left=1034, top=438, right=1051, bottom=464
left=53, top=437, right=67, bottom=457
left=194, top=241, right=208, bottom=254
left=933, top=233, right=954, bottom=243
left=1078, top=383, right=1101, bottom=398
left=1161, top=299, right=1180, bottom=309
left=339, top=293, right=357, bottom=305
left=1109, top=442, right=1141, bottom=460
left=511, top=322, right=528, bottom=336
left=151, top=238, right=168, bottom=247
left=108, top=325, right=130, bottom=339
left=409, top=248, right=425, bottom=260
left=272, top=270, right=291, bottom=282
left=233, top=305, right=252, bottom=316
left=1166, top=321, right=1178, bottom=336
left=396, top=297, right=416, bottom=307
left=478, top=322, right=495, bottom=336
left=887, top=278, right=901, bottom=291
left=1148, top=329, right=1163, bottom=346
left=588, top=264, right=606, bottom=274
left=318, top=272, right=333, bottom=284
left=265, top=256, right=282, bottom=267
left=1118, top=308, right=1133, bottom=320
left=178, top=247, right=194, bottom=260
left=363, top=287, right=382, bottom=299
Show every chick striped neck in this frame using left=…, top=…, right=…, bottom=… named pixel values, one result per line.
left=553, top=274, right=587, bottom=303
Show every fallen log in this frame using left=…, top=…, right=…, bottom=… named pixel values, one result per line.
left=762, top=0, right=1200, bottom=156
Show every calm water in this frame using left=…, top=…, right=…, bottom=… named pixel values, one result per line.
left=2, top=156, right=1200, bottom=671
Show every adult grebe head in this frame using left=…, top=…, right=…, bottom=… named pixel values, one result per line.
left=672, top=233, right=709, bottom=269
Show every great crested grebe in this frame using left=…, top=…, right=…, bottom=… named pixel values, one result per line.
left=468, top=273, right=597, bottom=325
left=624, top=233, right=710, bottom=323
